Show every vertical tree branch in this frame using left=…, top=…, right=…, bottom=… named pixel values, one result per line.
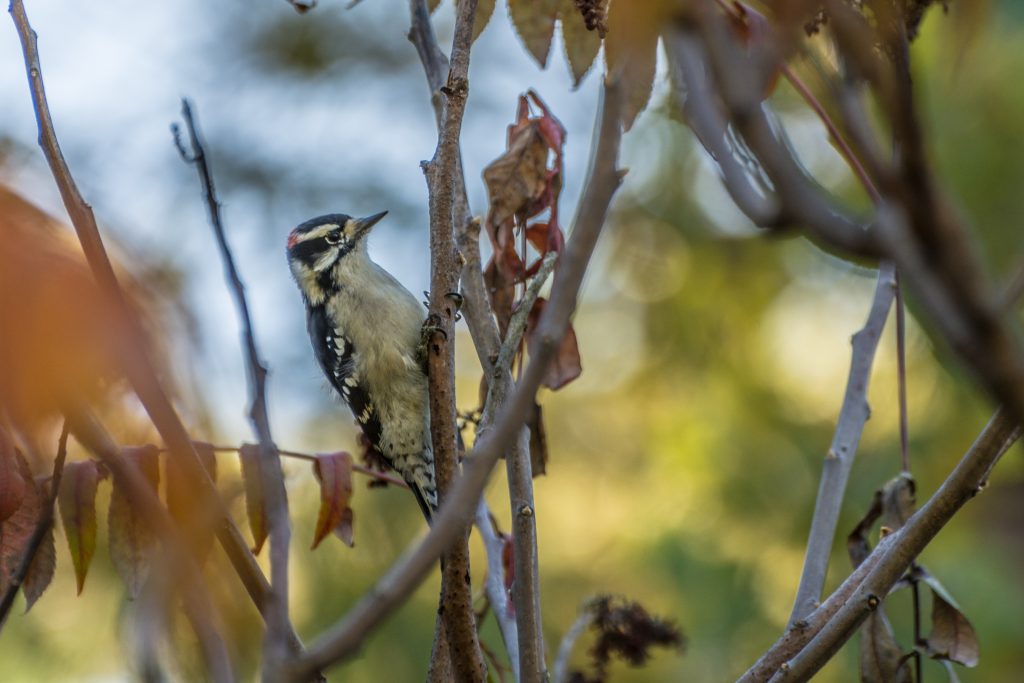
left=288, top=79, right=624, bottom=681
left=8, top=1, right=311, bottom=670
left=174, top=100, right=293, bottom=680
left=789, top=262, right=897, bottom=624
left=417, top=0, right=486, bottom=678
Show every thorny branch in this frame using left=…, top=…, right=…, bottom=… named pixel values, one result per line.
left=8, top=0, right=310, bottom=671
left=288, top=78, right=624, bottom=682
left=174, top=99, right=293, bottom=680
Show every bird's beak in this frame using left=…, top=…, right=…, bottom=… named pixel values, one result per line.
left=353, top=211, right=388, bottom=239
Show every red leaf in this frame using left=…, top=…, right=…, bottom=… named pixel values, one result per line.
left=0, top=430, right=26, bottom=524
left=166, top=441, right=218, bottom=563
left=501, top=534, right=515, bottom=594
left=22, top=477, right=56, bottom=612
left=57, top=460, right=105, bottom=594
left=527, top=298, right=583, bottom=390
left=311, top=452, right=355, bottom=549
left=239, top=444, right=268, bottom=554
left=0, top=452, right=54, bottom=608
left=108, top=446, right=160, bottom=600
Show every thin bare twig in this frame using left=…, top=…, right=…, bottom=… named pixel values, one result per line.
left=788, top=262, right=896, bottom=624
left=174, top=99, right=293, bottom=680
left=551, top=602, right=596, bottom=683
left=7, top=0, right=308, bottom=662
left=62, top=404, right=235, bottom=683
left=0, top=422, right=68, bottom=628
left=474, top=500, right=520, bottom=681
left=287, top=78, right=624, bottom=682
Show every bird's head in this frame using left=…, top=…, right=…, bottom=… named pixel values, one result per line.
left=286, top=211, right=387, bottom=304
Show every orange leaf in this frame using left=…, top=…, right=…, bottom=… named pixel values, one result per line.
left=166, top=441, right=218, bottom=564
left=312, top=452, right=355, bottom=549
left=108, top=446, right=159, bottom=600
left=604, top=0, right=667, bottom=130
left=509, top=0, right=560, bottom=67
left=239, top=444, right=269, bottom=554
left=57, top=460, right=105, bottom=594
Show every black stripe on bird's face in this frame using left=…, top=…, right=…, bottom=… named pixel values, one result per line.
left=286, top=211, right=388, bottom=272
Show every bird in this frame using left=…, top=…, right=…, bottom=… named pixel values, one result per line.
left=286, top=211, right=438, bottom=522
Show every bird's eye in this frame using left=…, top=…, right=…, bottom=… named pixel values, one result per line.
left=325, top=231, right=342, bottom=245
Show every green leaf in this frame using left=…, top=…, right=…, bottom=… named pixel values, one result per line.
left=57, top=460, right=105, bottom=594
left=239, top=444, right=268, bottom=554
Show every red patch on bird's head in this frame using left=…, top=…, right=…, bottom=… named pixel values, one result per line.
left=287, top=230, right=300, bottom=250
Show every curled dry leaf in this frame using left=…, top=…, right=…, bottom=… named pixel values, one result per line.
left=881, top=472, right=916, bottom=532
left=923, top=584, right=980, bottom=668
left=311, top=452, right=355, bottom=549
left=57, top=460, right=106, bottom=594
left=859, top=608, right=913, bottom=683
left=108, top=446, right=160, bottom=600
left=239, top=443, right=268, bottom=554
left=166, top=441, right=218, bottom=563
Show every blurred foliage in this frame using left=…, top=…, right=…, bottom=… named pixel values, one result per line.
left=3, top=2, right=1024, bottom=683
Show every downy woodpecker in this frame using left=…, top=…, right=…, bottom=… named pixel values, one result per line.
left=286, top=211, right=438, bottom=521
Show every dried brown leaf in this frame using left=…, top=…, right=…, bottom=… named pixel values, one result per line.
left=560, top=0, right=601, bottom=87
left=859, top=608, right=913, bottom=683
left=108, top=446, right=160, bottom=600
left=925, top=588, right=979, bottom=667
left=509, top=0, right=560, bottom=67
left=484, top=121, right=550, bottom=231
left=527, top=401, right=548, bottom=476
left=0, top=430, right=26, bottom=524
left=0, top=454, right=53, bottom=608
left=57, top=460, right=104, bottom=594
left=238, top=444, right=268, bottom=554
left=312, top=452, right=355, bottom=549
left=20, top=481, right=55, bottom=614
left=881, top=473, right=916, bottom=532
